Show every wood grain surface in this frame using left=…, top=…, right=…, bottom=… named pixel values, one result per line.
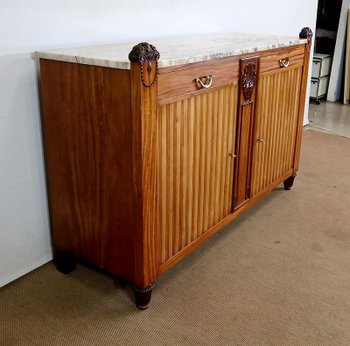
left=251, top=66, right=303, bottom=196
left=259, top=45, right=305, bottom=74
left=40, top=60, right=136, bottom=282
left=130, top=61, right=159, bottom=287
left=39, top=41, right=309, bottom=296
left=157, top=83, right=238, bottom=265
left=158, top=59, right=239, bottom=102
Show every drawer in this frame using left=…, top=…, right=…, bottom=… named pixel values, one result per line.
left=310, top=76, right=329, bottom=99
left=158, top=45, right=305, bottom=102
left=310, top=78, right=318, bottom=98
left=312, top=59, right=321, bottom=78
left=157, top=58, right=239, bottom=102
left=312, top=54, right=332, bottom=78
left=260, top=45, right=305, bottom=74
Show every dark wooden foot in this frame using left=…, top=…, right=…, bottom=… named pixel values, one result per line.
left=284, top=173, right=297, bottom=190
left=54, top=250, right=76, bottom=274
left=132, top=283, right=155, bottom=310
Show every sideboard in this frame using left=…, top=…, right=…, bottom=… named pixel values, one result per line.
left=36, top=28, right=313, bottom=309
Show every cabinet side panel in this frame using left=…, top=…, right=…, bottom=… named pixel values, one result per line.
left=40, top=60, right=135, bottom=282
left=294, top=43, right=311, bottom=171
left=157, top=83, right=238, bottom=265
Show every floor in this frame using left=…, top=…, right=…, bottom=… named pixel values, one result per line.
left=308, top=100, right=350, bottom=137
left=2, top=130, right=350, bottom=346
left=1, top=102, right=350, bottom=345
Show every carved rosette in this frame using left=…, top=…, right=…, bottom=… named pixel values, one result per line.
left=299, top=27, right=313, bottom=52
left=242, top=63, right=257, bottom=102
left=129, top=42, right=160, bottom=63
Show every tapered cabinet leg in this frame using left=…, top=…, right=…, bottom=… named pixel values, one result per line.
left=54, top=250, right=76, bottom=274
left=132, top=283, right=155, bottom=310
left=284, top=173, right=297, bottom=190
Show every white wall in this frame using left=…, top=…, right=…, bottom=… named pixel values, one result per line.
left=327, top=0, right=350, bottom=102
left=0, top=0, right=318, bottom=287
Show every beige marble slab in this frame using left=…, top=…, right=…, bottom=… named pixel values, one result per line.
left=35, top=33, right=307, bottom=70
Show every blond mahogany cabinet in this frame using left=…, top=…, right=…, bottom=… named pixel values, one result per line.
left=37, top=28, right=312, bottom=309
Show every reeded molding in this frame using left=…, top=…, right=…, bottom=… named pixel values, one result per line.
left=132, top=282, right=155, bottom=293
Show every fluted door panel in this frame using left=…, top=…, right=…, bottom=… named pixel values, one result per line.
left=251, top=66, right=302, bottom=196
left=157, top=84, right=238, bottom=264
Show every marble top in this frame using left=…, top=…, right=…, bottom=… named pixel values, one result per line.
left=35, top=33, right=306, bottom=70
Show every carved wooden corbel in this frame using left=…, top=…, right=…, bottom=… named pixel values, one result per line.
left=129, top=42, right=160, bottom=63
left=299, top=27, right=313, bottom=53
left=129, top=42, right=160, bottom=87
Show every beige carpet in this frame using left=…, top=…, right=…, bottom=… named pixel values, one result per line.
left=2, top=129, right=350, bottom=346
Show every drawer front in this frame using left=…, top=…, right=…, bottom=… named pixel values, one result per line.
left=260, top=45, right=305, bottom=74
left=310, top=78, right=318, bottom=98
left=320, top=56, right=332, bottom=77
left=312, top=59, right=322, bottom=78
left=319, top=76, right=330, bottom=96
left=157, top=58, right=239, bottom=102
left=310, top=77, right=329, bottom=98
left=158, top=45, right=305, bottom=102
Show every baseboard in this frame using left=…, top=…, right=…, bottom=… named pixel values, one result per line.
left=0, top=254, right=53, bottom=288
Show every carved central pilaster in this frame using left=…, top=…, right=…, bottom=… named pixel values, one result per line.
left=233, top=56, right=260, bottom=210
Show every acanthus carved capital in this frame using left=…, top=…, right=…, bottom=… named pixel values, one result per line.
left=299, top=27, right=313, bottom=52
left=128, top=42, right=160, bottom=63
left=299, top=27, right=313, bottom=40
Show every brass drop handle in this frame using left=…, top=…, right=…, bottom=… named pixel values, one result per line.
left=278, top=58, right=290, bottom=68
left=257, top=138, right=265, bottom=143
left=228, top=153, right=236, bottom=158
left=195, top=75, right=215, bottom=89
